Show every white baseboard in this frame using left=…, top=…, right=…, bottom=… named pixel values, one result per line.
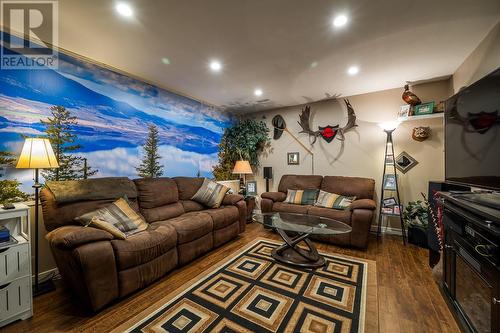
left=33, top=267, right=60, bottom=284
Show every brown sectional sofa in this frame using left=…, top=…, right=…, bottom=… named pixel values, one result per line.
left=261, top=174, right=376, bottom=248
left=40, top=177, right=246, bottom=312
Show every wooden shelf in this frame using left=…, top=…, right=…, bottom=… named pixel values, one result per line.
left=398, top=113, right=444, bottom=122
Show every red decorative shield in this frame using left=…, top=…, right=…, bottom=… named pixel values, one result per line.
left=319, top=125, right=339, bottom=143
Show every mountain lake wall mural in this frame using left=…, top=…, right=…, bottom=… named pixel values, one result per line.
left=0, top=33, right=233, bottom=193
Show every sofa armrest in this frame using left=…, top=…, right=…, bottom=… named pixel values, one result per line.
left=349, top=199, right=376, bottom=211
left=261, top=192, right=286, bottom=202
left=222, top=193, right=244, bottom=205
left=46, top=225, right=113, bottom=250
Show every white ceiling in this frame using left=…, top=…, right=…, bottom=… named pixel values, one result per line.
left=57, top=0, right=500, bottom=112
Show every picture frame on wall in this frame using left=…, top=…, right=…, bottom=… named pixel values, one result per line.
left=414, top=101, right=435, bottom=116
left=395, top=151, right=418, bottom=174
left=383, top=174, right=397, bottom=190
left=245, top=181, right=257, bottom=196
left=287, top=152, right=299, bottom=165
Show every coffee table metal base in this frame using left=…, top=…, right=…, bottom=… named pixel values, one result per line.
left=272, top=228, right=326, bottom=268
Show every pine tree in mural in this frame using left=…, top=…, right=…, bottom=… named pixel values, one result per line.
left=136, top=124, right=164, bottom=178
left=41, top=106, right=98, bottom=181
left=0, top=151, right=17, bottom=166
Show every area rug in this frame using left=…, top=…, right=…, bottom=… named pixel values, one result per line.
left=113, top=238, right=377, bottom=333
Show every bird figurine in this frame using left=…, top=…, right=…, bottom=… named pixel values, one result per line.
left=402, top=84, right=422, bottom=106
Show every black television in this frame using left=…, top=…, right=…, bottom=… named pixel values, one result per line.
left=445, top=67, right=500, bottom=191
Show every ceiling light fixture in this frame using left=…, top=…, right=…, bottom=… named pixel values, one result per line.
left=333, top=14, right=348, bottom=27
left=254, top=88, right=263, bottom=97
left=209, top=60, right=222, bottom=72
left=115, top=3, right=133, bottom=17
left=347, top=66, right=359, bottom=75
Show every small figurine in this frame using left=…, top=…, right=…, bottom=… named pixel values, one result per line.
left=402, top=84, right=422, bottom=106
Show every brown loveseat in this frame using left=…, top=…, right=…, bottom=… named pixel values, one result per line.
left=261, top=174, right=376, bottom=248
left=41, top=177, right=246, bottom=312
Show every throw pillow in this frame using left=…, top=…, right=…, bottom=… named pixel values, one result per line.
left=191, top=178, right=229, bottom=208
left=284, top=189, right=319, bottom=205
left=314, top=190, right=356, bottom=209
left=75, top=197, right=148, bottom=239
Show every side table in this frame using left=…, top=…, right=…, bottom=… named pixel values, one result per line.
left=244, top=196, right=256, bottom=222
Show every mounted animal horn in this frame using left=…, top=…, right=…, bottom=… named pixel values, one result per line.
left=297, top=99, right=357, bottom=144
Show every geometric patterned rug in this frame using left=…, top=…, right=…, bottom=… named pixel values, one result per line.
left=112, top=238, right=377, bottom=333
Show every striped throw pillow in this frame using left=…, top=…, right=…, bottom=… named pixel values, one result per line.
left=76, top=197, right=148, bottom=239
left=284, top=189, right=319, bottom=205
left=314, top=190, right=356, bottom=209
left=191, top=178, right=229, bottom=208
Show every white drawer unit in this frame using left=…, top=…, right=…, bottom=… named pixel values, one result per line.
left=0, top=244, right=30, bottom=283
left=0, top=204, right=33, bottom=328
left=0, top=276, right=32, bottom=322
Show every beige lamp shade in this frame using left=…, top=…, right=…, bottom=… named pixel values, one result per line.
left=232, top=160, right=252, bottom=174
left=16, top=138, right=59, bottom=169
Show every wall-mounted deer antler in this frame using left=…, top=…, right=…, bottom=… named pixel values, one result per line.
left=298, top=105, right=321, bottom=144
left=336, top=99, right=358, bottom=141
left=297, top=99, right=358, bottom=144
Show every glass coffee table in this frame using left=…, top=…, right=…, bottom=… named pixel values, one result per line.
left=253, top=212, right=352, bottom=268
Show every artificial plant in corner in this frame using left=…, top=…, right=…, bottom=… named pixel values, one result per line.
left=213, top=119, right=270, bottom=180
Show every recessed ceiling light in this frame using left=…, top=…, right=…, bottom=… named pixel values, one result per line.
left=347, top=66, right=359, bottom=75
left=161, top=57, right=170, bottom=65
left=115, top=3, right=133, bottom=17
left=209, top=60, right=222, bottom=72
left=333, top=14, right=348, bottom=27
left=254, top=88, right=263, bottom=97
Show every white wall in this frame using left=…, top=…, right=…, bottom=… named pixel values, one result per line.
left=248, top=79, right=452, bottom=229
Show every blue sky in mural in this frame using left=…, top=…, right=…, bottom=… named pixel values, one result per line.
left=0, top=33, right=232, bottom=192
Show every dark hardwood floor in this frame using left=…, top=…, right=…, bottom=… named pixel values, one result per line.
left=4, top=223, right=460, bottom=333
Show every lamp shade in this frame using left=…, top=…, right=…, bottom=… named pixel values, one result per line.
left=232, top=160, right=252, bottom=174
left=16, top=138, right=59, bottom=169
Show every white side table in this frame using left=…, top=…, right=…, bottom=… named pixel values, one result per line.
left=0, top=203, right=33, bottom=327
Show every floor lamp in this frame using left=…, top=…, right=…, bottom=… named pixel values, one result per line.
left=16, top=138, right=59, bottom=296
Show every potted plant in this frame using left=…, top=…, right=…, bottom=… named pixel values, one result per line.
left=402, top=200, right=429, bottom=248
left=213, top=119, right=270, bottom=180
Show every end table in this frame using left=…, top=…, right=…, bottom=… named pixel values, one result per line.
left=244, top=196, right=256, bottom=222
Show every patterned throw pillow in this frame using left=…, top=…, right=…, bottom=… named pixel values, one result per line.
left=191, top=178, right=230, bottom=208
left=284, top=189, right=319, bottom=205
left=314, top=190, right=356, bottom=209
left=75, top=197, right=148, bottom=239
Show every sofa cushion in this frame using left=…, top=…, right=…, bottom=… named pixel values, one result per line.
left=278, top=175, right=323, bottom=193
left=284, top=189, right=319, bottom=205
left=41, top=187, right=141, bottom=232
left=308, top=206, right=352, bottom=224
left=272, top=202, right=311, bottom=214
left=134, top=178, right=179, bottom=209
left=191, top=178, right=229, bottom=208
left=111, top=223, right=177, bottom=270
left=140, top=202, right=184, bottom=223
left=174, top=177, right=204, bottom=200
left=158, top=212, right=213, bottom=244
left=321, top=176, right=375, bottom=199
left=314, top=190, right=355, bottom=209
left=75, top=198, right=148, bottom=239
left=180, top=200, right=205, bottom=212
left=204, top=206, right=239, bottom=230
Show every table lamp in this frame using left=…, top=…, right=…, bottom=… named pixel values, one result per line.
left=16, top=138, right=59, bottom=296
left=232, top=160, right=252, bottom=193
